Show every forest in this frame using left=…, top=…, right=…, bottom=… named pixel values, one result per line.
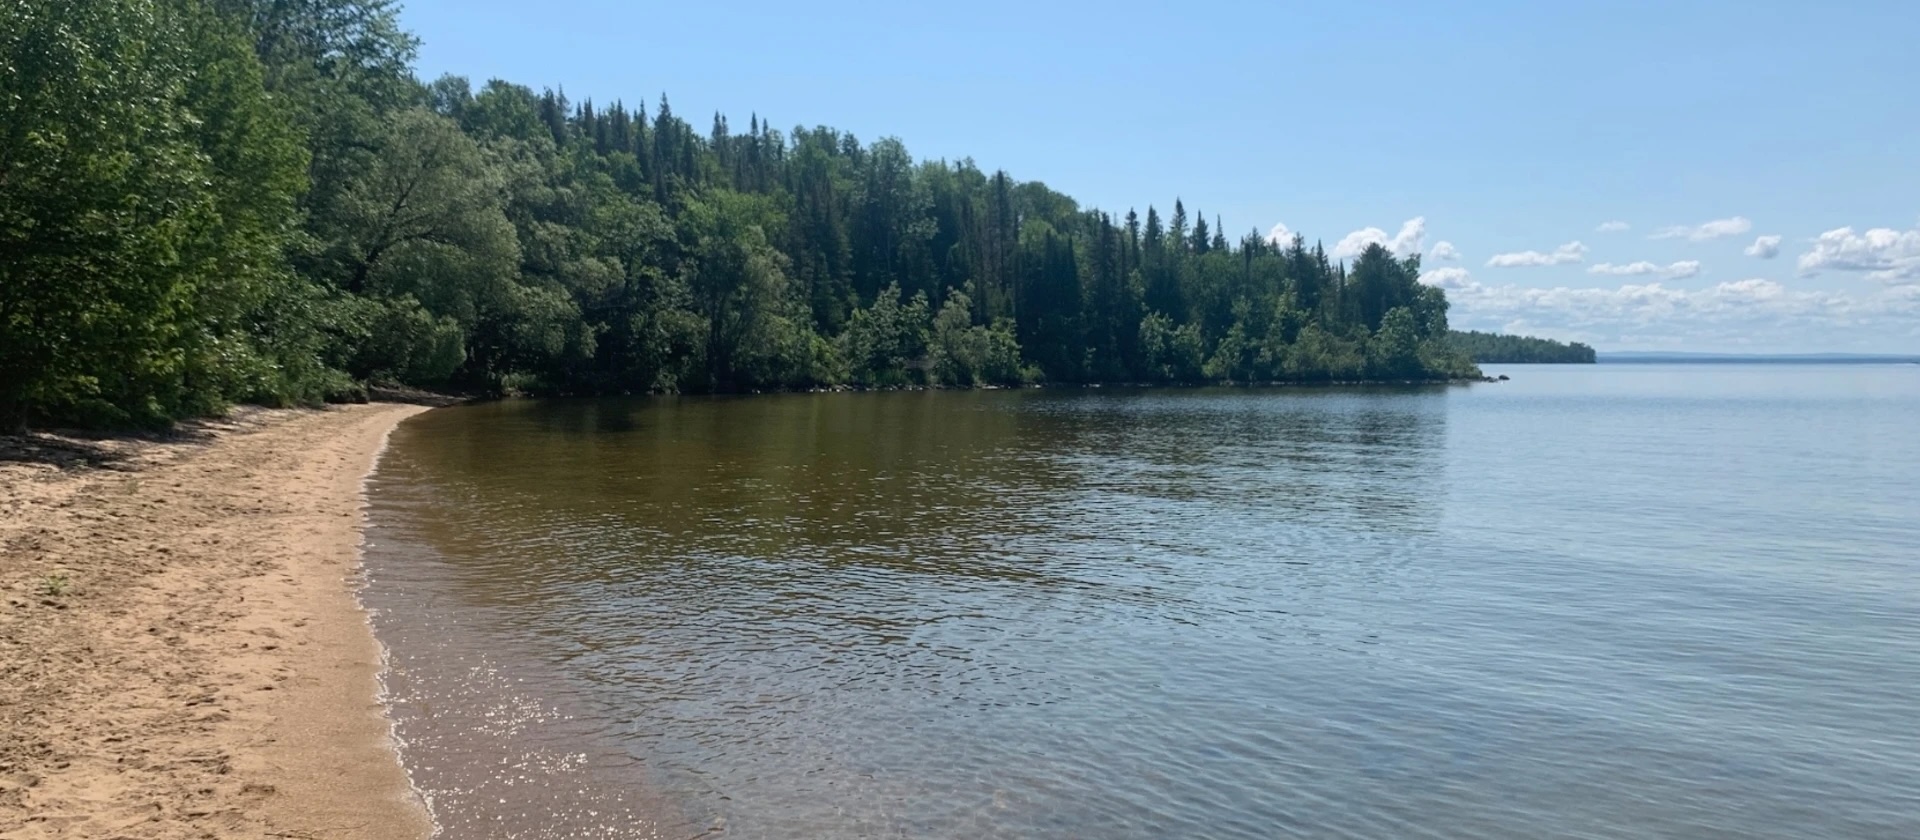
left=4, top=0, right=1487, bottom=430
left=1449, top=331, right=1597, bottom=364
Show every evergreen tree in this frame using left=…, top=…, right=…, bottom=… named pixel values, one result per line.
left=5, top=0, right=1504, bottom=429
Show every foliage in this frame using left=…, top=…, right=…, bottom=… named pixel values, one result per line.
left=2, top=0, right=332, bottom=428
left=840, top=283, right=930, bottom=387
left=929, top=291, right=1031, bottom=386
left=36, top=574, right=72, bottom=597
left=1450, top=330, right=1597, bottom=363
left=1139, top=313, right=1205, bottom=383
left=6, top=0, right=1510, bottom=428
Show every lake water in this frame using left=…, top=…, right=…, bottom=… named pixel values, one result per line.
left=362, top=364, right=1920, bottom=839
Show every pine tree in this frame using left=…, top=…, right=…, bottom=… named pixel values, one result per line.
left=1170, top=200, right=1189, bottom=252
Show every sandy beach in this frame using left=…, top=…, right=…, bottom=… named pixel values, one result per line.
left=0, top=404, right=433, bottom=839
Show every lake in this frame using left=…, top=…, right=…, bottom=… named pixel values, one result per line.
left=362, top=364, right=1920, bottom=839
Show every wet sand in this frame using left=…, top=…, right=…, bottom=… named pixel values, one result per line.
left=0, top=404, right=433, bottom=839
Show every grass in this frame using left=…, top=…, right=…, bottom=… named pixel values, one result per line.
left=37, top=573, right=72, bottom=597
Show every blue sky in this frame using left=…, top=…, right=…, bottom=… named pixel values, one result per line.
left=402, top=0, right=1920, bottom=352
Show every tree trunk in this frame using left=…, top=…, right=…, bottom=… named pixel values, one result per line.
left=1, top=391, right=27, bottom=435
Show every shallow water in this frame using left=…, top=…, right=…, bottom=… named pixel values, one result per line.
left=363, top=364, right=1920, bottom=839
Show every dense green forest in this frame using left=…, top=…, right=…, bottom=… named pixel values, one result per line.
left=3, top=0, right=1484, bottom=429
left=1449, top=331, right=1597, bottom=364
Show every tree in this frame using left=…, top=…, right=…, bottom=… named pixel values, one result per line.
left=1369, top=307, right=1422, bottom=377
left=1348, top=243, right=1417, bottom=331
left=841, top=283, right=931, bottom=386
left=679, top=190, right=807, bottom=390
left=1170, top=200, right=1189, bottom=253
left=319, top=109, right=515, bottom=298
left=1140, top=313, right=1203, bottom=383
left=930, top=290, right=1027, bottom=386
left=1, top=0, right=319, bottom=427
left=1449, top=330, right=1596, bottom=363
left=9, top=0, right=1513, bottom=429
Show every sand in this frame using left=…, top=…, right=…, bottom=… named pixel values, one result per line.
left=0, top=404, right=434, bottom=839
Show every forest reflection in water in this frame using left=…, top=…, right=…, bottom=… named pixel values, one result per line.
left=389, top=388, right=1446, bottom=604
left=365, top=370, right=1920, bottom=839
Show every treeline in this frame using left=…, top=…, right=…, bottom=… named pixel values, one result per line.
left=3, top=0, right=1479, bottom=429
left=1449, top=331, right=1596, bottom=364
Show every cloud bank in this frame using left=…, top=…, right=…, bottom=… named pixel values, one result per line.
left=1487, top=241, right=1587, bottom=268
left=1588, top=260, right=1702, bottom=280
left=1653, top=216, right=1753, bottom=242
left=1418, top=266, right=1473, bottom=289
left=1797, top=223, right=1920, bottom=283
left=1439, top=275, right=1920, bottom=352
left=1596, top=221, right=1631, bottom=233
left=1330, top=216, right=1920, bottom=350
left=1332, top=217, right=1426, bottom=260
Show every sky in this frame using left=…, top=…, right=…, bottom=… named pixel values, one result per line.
left=401, top=0, right=1920, bottom=353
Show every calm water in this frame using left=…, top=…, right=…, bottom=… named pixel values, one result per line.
left=362, top=365, right=1920, bottom=839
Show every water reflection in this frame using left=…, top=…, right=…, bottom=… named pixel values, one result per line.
left=364, top=374, right=1920, bottom=839
left=389, top=390, right=1447, bottom=597
left=367, top=389, right=1450, bottom=838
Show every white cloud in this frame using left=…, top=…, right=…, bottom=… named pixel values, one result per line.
left=1744, top=235, right=1783, bottom=260
left=1797, top=222, right=1920, bottom=283
left=1332, top=217, right=1426, bottom=260
left=1713, top=278, right=1787, bottom=301
left=1418, top=266, right=1473, bottom=289
left=1333, top=228, right=1390, bottom=260
left=1429, top=241, right=1460, bottom=261
left=1265, top=222, right=1296, bottom=246
left=1588, top=260, right=1702, bottom=280
left=1452, top=278, right=1860, bottom=322
left=1486, top=241, right=1588, bottom=268
left=1597, top=221, right=1631, bottom=233
left=1436, top=275, right=1920, bottom=352
left=1652, top=216, right=1753, bottom=241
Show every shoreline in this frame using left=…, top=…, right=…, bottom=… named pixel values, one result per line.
left=482, top=374, right=1503, bottom=404
left=1, top=404, right=433, bottom=839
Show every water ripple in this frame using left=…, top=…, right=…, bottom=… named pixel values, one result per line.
left=366, top=370, right=1920, bottom=839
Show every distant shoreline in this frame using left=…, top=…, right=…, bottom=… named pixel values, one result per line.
left=1598, top=353, right=1920, bottom=365
left=483, top=375, right=1503, bottom=402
